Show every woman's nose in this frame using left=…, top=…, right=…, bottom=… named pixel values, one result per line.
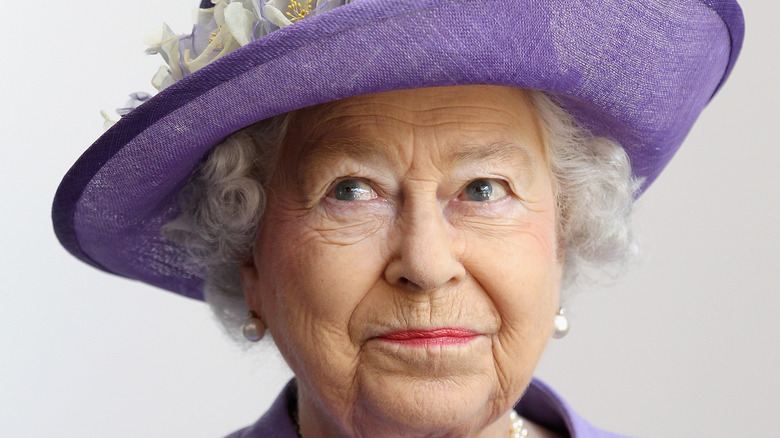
left=384, top=195, right=466, bottom=292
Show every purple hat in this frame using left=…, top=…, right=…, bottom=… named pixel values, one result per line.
left=52, top=0, right=745, bottom=300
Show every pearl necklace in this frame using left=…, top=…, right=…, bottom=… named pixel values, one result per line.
left=292, top=408, right=530, bottom=437
left=509, top=410, right=530, bottom=437
left=289, top=383, right=529, bottom=438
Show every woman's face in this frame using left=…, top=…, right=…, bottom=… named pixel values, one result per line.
left=241, top=85, right=562, bottom=437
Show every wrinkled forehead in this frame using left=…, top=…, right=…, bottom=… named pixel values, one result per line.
left=299, top=85, right=539, bottom=130
left=281, top=85, right=546, bottom=170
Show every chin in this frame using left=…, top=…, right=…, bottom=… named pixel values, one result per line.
left=350, top=368, right=514, bottom=436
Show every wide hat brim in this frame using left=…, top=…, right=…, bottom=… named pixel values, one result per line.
left=53, top=0, right=744, bottom=300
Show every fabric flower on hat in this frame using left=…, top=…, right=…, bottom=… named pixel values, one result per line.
left=263, top=0, right=345, bottom=29
left=147, top=1, right=254, bottom=90
left=109, top=0, right=354, bottom=126
left=146, top=24, right=183, bottom=90
left=146, top=0, right=353, bottom=91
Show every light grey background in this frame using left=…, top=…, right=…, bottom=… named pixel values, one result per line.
left=2, top=1, right=777, bottom=436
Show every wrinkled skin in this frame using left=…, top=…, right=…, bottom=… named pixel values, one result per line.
left=240, top=85, right=562, bottom=438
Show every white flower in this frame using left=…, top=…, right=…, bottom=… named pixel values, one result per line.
left=101, top=110, right=116, bottom=131
left=145, top=0, right=354, bottom=92
left=109, top=0, right=356, bottom=126
left=146, top=23, right=185, bottom=89
left=144, top=1, right=254, bottom=90
left=263, top=0, right=336, bottom=29
left=151, top=65, right=176, bottom=91
left=224, top=1, right=256, bottom=46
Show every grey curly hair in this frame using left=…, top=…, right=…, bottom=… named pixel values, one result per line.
left=163, top=90, right=639, bottom=341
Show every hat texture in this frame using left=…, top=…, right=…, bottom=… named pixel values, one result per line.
left=53, top=0, right=745, bottom=299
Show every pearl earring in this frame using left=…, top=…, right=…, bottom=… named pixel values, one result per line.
left=552, top=307, right=570, bottom=339
left=242, top=311, right=266, bottom=342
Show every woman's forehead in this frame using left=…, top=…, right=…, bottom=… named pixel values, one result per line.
left=304, top=85, right=536, bottom=124
left=285, top=85, right=545, bottom=167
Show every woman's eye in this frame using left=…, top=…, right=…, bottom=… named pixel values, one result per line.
left=460, top=179, right=508, bottom=202
left=330, top=179, right=377, bottom=201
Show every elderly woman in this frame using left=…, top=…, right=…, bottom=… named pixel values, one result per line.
left=53, top=0, right=744, bottom=437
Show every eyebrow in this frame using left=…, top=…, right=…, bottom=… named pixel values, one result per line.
left=299, top=137, right=399, bottom=168
left=447, top=141, right=536, bottom=170
left=294, top=138, right=398, bottom=192
left=295, top=138, right=537, bottom=188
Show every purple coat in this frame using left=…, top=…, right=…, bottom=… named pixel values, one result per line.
left=226, top=379, right=632, bottom=437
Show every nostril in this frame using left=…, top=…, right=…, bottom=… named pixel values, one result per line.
left=383, top=231, right=465, bottom=292
left=399, top=277, right=428, bottom=293
left=392, top=274, right=427, bottom=293
left=397, top=276, right=424, bottom=292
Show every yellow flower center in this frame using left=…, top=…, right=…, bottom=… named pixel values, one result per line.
left=209, top=23, right=223, bottom=43
left=286, top=0, right=313, bottom=22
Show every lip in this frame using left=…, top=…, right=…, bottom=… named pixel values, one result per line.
left=376, top=328, right=480, bottom=346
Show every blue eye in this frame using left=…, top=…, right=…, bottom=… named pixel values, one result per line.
left=462, top=179, right=507, bottom=202
left=332, top=179, right=376, bottom=201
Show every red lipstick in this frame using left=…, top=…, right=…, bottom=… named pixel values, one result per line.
left=378, top=328, right=479, bottom=346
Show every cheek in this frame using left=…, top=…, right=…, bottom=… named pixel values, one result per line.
left=466, top=231, right=560, bottom=334
left=463, top=202, right=560, bottom=302
left=252, top=206, right=389, bottom=364
left=461, top=208, right=561, bottom=382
